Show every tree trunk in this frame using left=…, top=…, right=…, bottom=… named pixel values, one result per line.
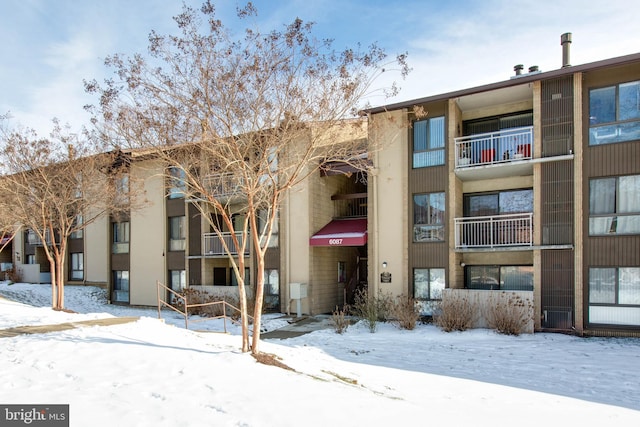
left=251, top=252, right=265, bottom=355
left=235, top=257, right=250, bottom=353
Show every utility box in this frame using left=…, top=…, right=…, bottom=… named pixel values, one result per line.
left=289, top=282, right=308, bottom=317
left=289, top=282, right=308, bottom=299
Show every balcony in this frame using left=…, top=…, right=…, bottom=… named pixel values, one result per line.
left=455, top=213, right=533, bottom=249
left=203, top=173, right=243, bottom=199
left=331, top=193, right=367, bottom=218
left=27, top=230, right=54, bottom=246
left=203, top=232, right=250, bottom=257
left=454, top=126, right=533, bottom=180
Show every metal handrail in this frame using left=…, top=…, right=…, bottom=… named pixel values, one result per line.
left=156, top=281, right=253, bottom=333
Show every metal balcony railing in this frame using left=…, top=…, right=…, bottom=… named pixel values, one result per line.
left=203, top=232, right=250, bottom=256
left=455, top=126, right=533, bottom=168
left=203, top=173, right=243, bottom=198
left=455, top=213, right=533, bottom=248
left=331, top=193, right=367, bottom=218
left=27, top=230, right=53, bottom=246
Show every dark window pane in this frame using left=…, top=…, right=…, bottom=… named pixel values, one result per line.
left=619, top=81, right=640, bottom=121
left=467, top=266, right=500, bottom=290
left=589, top=178, right=616, bottom=214
left=589, top=268, right=616, bottom=304
left=500, top=266, right=533, bottom=291
left=499, top=190, right=533, bottom=214
left=589, top=86, right=616, bottom=125
left=413, top=120, right=427, bottom=151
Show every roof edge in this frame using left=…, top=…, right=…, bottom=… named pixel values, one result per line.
left=365, top=51, right=640, bottom=114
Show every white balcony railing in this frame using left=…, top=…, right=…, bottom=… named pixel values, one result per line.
left=27, top=230, right=53, bottom=246
left=455, top=213, right=533, bottom=249
left=203, top=173, right=243, bottom=198
left=455, top=126, right=533, bottom=168
left=203, top=232, right=250, bottom=256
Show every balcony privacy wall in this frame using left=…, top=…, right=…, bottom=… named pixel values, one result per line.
left=408, top=102, right=448, bottom=296
left=541, top=249, right=574, bottom=329
left=541, top=76, right=574, bottom=156
left=188, top=203, right=202, bottom=285
left=539, top=76, right=575, bottom=330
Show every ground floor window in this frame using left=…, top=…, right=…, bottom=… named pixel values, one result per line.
left=26, top=254, right=35, bottom=264
left=169, top=270, right=186, bottom=292
left=70, top=252, right=83, bottom=280
left=113, top=270, right=130, bottom=302
left=465, top=265, right=533, bottom=291
left=413, top=268, right=445, bottom=300
left=413, top=268, right=445, bottom=316
left=589, top=267, right=640, bottom=326
left=263, top=269, right=279, bottom=310
left=230, top=267, right=250, bottom=286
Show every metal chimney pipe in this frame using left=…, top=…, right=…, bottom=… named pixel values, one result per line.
left=561, top=32, right=572, bottom=67
left=514, top=64, right=524, bottom=75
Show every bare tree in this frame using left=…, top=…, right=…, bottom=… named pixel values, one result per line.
left=0, top=120, right=139, bottom=310
left=85, top=1, right=409, bottom=353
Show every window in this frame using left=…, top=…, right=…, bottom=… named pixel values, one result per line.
left=589, top=175, right=640, bottom=235
left=465, top=265, right=533, bottom=291
left=414, top=268, right=445, bottom=300
left=113, top=270, right=129, bottom=302
left=258, top=209, right=279, bottom=248
left=589, top=80, right=640, bottom=145
left=112, top=221, right=130, bottom=254
left=167, top=167, right=187, bottom=199
left=70, top=253, right=83, bottom=280
left=263, top=269, right=280, bottom=310
left=413, top=192, right=445, bottom=242
left=114, top=174, right=130, bottom=204
left=213, top=267, right=227, bottom=286
left=70, top=214, right=83, bottom=239
left=26, top=254, right=35, bottom=264
left=169, top=216, right=186, bottom=251
left=413, top=116, right=445, bottom=168
left=465, top=189, right=533, bottom=216
left=69, top=252, right=84, bottom=280
left=169, top=270, right=186, bottom=292
left=230, top=267, right=250, bottom=286
left=589, top=267, right=640, bottom=326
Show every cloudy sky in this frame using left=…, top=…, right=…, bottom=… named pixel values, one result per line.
left=1, top=0, right=638, bottom=135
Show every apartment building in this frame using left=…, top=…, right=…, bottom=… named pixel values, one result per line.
left=368, top=34, right=640, bottom=336
left=9, top=36, right=639, bottom=336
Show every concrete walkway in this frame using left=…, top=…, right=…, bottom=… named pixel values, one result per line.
left=261, top=315, right=335, bottom=340
left=0, top=317, right=139, bottom=338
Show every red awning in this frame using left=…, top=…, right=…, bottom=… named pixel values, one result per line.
left=309, top=218, right=367, bottom=246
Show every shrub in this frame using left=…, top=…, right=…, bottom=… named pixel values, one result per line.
left=331, top=306, right=350, bottom=334
left=485, top=292, right=533, bottom=336
left=434, top=293, right=475, bottom=332
left=390, top=295, right=420, bottom=330
left=351, top=289, right=392, bottom=333
left=172, top=288, right=238, bottom=318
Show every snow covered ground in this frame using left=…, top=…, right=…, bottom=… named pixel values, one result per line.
left=1, top=281, right=639, bottom=426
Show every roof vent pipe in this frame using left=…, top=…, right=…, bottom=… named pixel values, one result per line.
left=529, top=65, right=539, bottom=73
left=561, top=32, right=572, bottom=67
left=514, top=64, right=524, bottom=76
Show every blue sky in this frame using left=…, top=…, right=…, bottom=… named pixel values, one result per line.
left=1, top=0, right=638, bottom=135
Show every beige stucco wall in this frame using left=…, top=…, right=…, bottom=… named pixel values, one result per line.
left=369, top=110, right=408, bottom=297
left=283, top=174, right=312, bottom=314
left=84, top=213, right=108, bottom=285
left=130, top=159, right=166, bottom=306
